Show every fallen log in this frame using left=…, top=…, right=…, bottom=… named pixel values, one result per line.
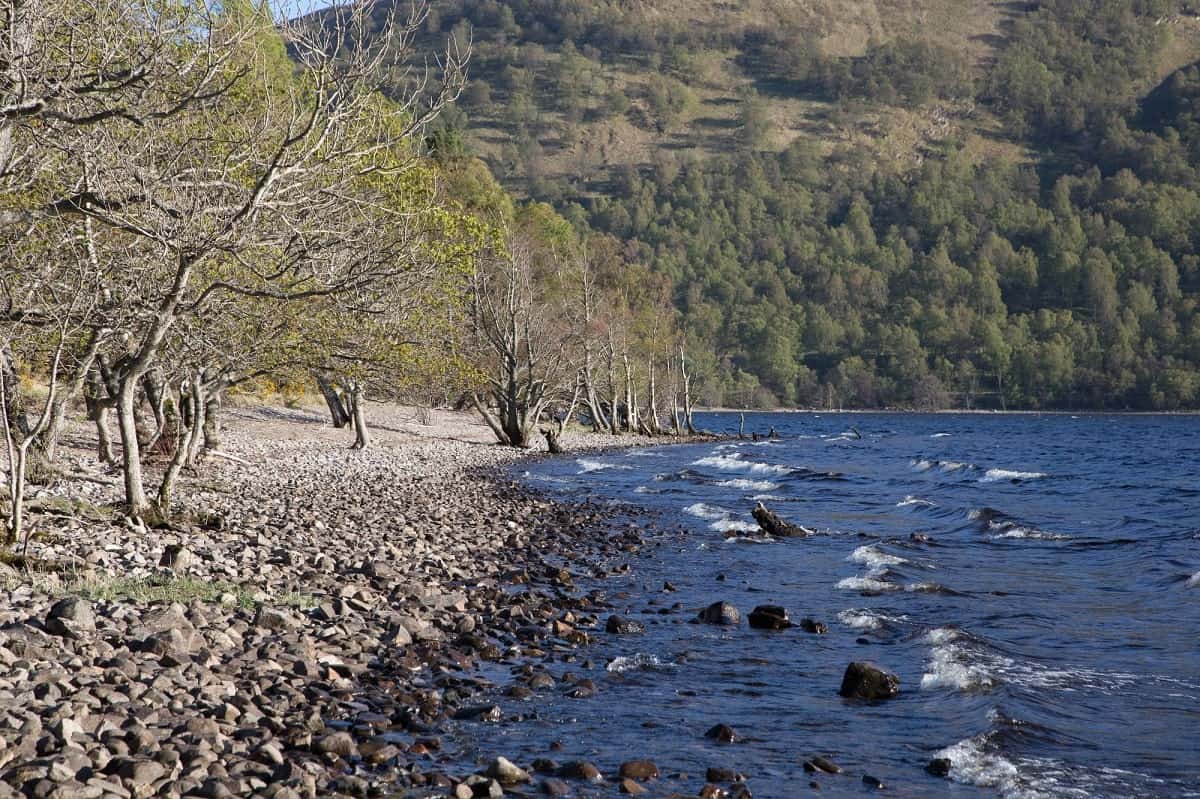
left=752, top=502, right=813, bottom=537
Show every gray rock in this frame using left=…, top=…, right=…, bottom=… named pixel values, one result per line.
left=486, top=756, right=531, bottom=785
left=46, top=598, right=95, bottom=638
left=698, top=601, right=741, bottom=626
left=159, top=545, right=196, bottom=572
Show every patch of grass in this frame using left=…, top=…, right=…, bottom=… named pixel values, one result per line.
left=0, top=568, right=317, bottom=610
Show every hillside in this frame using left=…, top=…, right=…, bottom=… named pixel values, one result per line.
left=410, top=0, right=1200, bottom=410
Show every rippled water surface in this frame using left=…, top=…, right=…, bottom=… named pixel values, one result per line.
left=465, top=413, right=1200, bottom=798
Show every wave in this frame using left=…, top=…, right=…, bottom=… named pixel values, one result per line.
left=933, top=735, right=1035, bottom=798
left=921, top=628, right=999, bottom=691
left=981, top=468, right=1048, bottom=483
left=716, top=477, right=779, bottom=492
left=1187, top=570, right=1200, bottom=588
left=606, top=653, right=671, bottom=673
left=931, top=432, right=952, bottom=438
left=576, top=458, right=632, bottom=474
left=990, top=526, right=1071, bottom=541
left=683, top=502, right=728, bottom=521
left=750, top=493, right=788, bottom=502
left=632, top=485, right=658, bottom=494
left=711, top=519, right=760, bottom=534
left=912, top=458, right=978, bottom=473
left=836, top=576, right=900, bottom=592
left=897, top=495, right=937, bottom=508
left=692, top=453, right=791, bottom=475
left=848, top=544, right=908, bottom=573
left=835, top=608, right=907, bottom=631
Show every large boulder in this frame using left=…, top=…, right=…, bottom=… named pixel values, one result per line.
left=698, top=601, right=741, bottom=626
left=606, top=615, right=646, bottom=635
left=838, top=661, right=900, bottom=701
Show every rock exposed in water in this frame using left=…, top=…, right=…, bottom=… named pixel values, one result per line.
left=618, top=760, right=659, bottom=780
left=747, top=605, right=791, bottom=630
left=799, top=618, right=828, bottom=634
left=705, top=723, right=739, bottom=743
left=926, top=758, right=952, bottom=777
left=619, top=777, right=649, bottom=795
left=809, top=756, right=841, bottom=774
left=606, top=615, right=646, bottom=634
left=486, top=756, right=532, bottom=785
left=698, top=601, right=741, bottom=626
left=838, top=661, right=900, bottom=701
left=751, top=502, right=812, bottom=537
left=557, top=761, right=603, bottom=782
left=863, top=774, right=885, bottom=789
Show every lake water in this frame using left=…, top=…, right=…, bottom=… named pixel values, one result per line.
left=464, top=413, right=1200, bottom=798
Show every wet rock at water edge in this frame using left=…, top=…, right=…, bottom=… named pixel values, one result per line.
left=838, top=661, right=900, bottom=701
left=486, top=756, right=532, bottom=785
left=863, top=774, right=885, bottom=789
left=706, top=767, right=739, bottom=782
left=926, top=758, right=952, bottom=777
left=620, top=777, right=649, bottom=794
left=747, top=605, right=792, bottom=630
left=698, top=601, right=741, bottom=626
left=619, top=760, right=659, bottom=780
left=557, top=761, right=603, bottom=782
left=805, top=756, right=842, bottom=774
left=705, top=723, right=739, bottom=743
left=540, top=777, right=570, bottom=796
left=607, top=615, right=647, bottom=634
left=454, top=704, right=503, bottom=722
left=799, top=618, right=827, bottom=634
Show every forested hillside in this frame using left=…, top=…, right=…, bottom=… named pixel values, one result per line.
left=412, top=0, right=1200, bottom=409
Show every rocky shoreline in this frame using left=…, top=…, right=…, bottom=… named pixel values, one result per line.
left=0, top=404, right=701, bottom=799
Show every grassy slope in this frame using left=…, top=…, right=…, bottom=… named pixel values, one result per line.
left=452, top=0, right=1200, bottom=200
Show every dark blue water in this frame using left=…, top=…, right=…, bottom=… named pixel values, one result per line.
left=469, top=413, right=1200, bottom=798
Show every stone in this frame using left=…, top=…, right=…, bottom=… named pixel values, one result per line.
left=618, top=760, right=659, bottom=780
left=747, top=605, right=791, bottom=630
left=838, top=661, right=900, bottom=701
left=698, top=602, right=740, bottom=626
left=159, top=545, right=196, bottom=572
left=540, top=778, right=570, bottom=797
left=619, top=777, right=648, bottom=795
left=809, top=756, right=841, bottom=774
left=453, top=705, right=502, bottom=723
left=314, top=732, right=357, bottom=759
left=486, top=756, right=531, bottom=785
left=862, top=775, right=884, bottom=789
left=115, top=759, right=165, bottom=788
left=253, top=607, right=297, bottom=632
left=606, top=615, right=646, bottom=635
left=704, top=724, right=738, bottom=743
left=706, top=767, right=737, bottom=782
left=799, top=618, right=827, bottom=634
left=46, top=598, right=95, bottom=638
left=926, top=758, right=952, bottom=778
left=557, top=761, right=602, bottom=782
left=699, top=785, right=728, bottom=799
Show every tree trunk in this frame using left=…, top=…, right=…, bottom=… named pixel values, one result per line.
left=646, top=359, right=661, bottom=435
left=202, top=392, right=221, bottom=451
left=116, top=377, right=152, bottom=520
left=739, top=412, right=746, bottom=439
left=316, top=373, right=350, bottom=428
left=349, top=382, right=370, bottom=449
left=541, top=427, right=564, bottom=454
left=85, top=368, right=115, bottom=464
left=184, top=376, right=207, bottom=468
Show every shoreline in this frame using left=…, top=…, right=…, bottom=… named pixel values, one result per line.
left=0, top=403, right=690, bottom=799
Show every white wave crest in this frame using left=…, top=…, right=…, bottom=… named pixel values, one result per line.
left=633, top=485, right=658, bottom=494
left=683, top=502, right=728, bottom=521
left=606, top=653, right=668, bottom=673
left=931, top=432, right=952, bottom=438
left=912, top=459, right=935, bottom=471
left=711, top=519, right=760, bottom=533
left=1187, top=571, right=1200, bottom=588
left=990, top=525, right=1071, bottom=541
left=836, top=576, right=899, bottom=592
left=692, top=453, right=791, bottom=475
left=981, top=468, right=1047, bottom=483
left=716, top=478, right=779, bottom=491
left=897, top=495, right=936, bottom=508
left=837, top=609, right=883, bottom=631
left=577, top=458, right=631, bottom=474
left=933, top=736, right=1034, bottom=798
left=750, top=493, right=787, bottom=502
left=921, top=629, right=999, bottom=691
left=848, top=545, right=907, bottom=574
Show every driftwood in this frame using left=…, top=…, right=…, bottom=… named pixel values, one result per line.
left=752, top=502, right=813, bottom=537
